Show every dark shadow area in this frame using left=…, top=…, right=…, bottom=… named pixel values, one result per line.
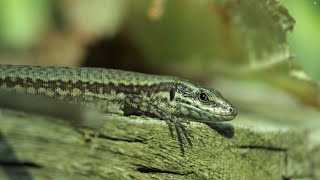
left=0, top=132, right=36, bottom=180
left=97, top=133, right=146, bottom=144
left=205, top=122, right=235, bottom=138
left=136, top=165, right=193, bottom=176
left=83, top=32, right=151, bottom=73
left=236, top=145, right=287, bottom=152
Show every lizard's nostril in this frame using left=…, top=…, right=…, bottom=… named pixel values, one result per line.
left=229, top=108, right=237, bottom=116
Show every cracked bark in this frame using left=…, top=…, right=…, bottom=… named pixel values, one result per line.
left=236, top=145, right=287, bottom=152
left=0, top=108, right=318, bottom=179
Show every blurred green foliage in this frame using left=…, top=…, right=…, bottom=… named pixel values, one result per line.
left=280, top=0, right=320, bottom=80
left=0, top=0, right=52, bottom=49
left=0, top=0, right=319, bottom=82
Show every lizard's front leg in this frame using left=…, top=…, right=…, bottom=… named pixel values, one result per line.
left=124, top=94, right=193, bottom=154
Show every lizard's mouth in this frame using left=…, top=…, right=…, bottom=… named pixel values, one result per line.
left=180, top=103, right=237, bottom=122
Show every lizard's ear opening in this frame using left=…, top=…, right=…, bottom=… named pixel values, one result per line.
left=170, top=88, right=175, bottom=101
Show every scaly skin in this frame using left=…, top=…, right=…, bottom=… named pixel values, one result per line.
left=0, top=64, right=237, bottom=153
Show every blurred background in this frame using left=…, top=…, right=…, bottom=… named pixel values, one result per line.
left=0, top=0, right=319, bottom=123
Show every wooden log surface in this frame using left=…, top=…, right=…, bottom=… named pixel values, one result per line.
left=0, top=106, right=318, bottom=180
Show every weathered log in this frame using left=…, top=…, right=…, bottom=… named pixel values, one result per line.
left=0, top=108, right=318, bottom=179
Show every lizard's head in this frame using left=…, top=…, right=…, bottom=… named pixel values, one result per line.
left=173, top=81, right=237, bottom=122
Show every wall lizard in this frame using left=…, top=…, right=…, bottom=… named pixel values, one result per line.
left=0, top=64, right=237, bottom=153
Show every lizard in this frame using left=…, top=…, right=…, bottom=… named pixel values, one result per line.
left=0, top=64, right=237, bottom=153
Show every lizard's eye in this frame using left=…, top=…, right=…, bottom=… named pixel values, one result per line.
left=199, top=93, right=209, bottom=102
